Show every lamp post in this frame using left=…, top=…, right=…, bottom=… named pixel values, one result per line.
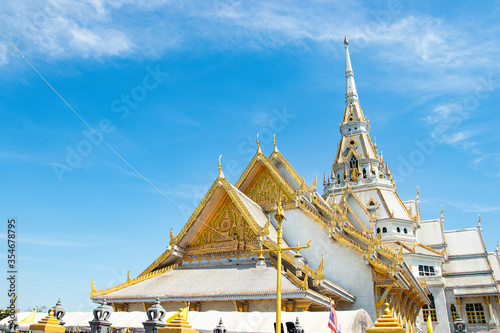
left=253, top=199, right=311, bottom=333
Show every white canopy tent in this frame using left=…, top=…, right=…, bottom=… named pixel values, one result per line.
left=1, top=310, right=373, bottom=333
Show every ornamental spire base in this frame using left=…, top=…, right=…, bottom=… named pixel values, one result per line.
left=366, top=303, right=405, bottom=333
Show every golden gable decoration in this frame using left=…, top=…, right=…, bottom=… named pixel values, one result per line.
left=245, top=169, right=291, bottom=206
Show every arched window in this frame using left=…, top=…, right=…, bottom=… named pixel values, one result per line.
left=377, top=228, right=381, bottom=234
left=349, top=155, right=358, bottom=169
left=382, top=227, right=387, bottom=233
left=451, top=304, right=457, bottom=322
left=397, top=227, right=400, bottom=233
left=423, top=295, right=437, bottom=322
left=404, top=228, right=408, bottom=234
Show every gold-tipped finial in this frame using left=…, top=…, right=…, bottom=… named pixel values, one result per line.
left=496, top=239, right=499, bottom=252
left=91, top=279, right=96, bottom=296
left=273, top=134, right=278, bottom=153
left=275, top=198, right=286, bottom=222
left=127, top=270, right=131, bottom=283
left=478, top=214, right=482, bottom=230
left=256, top=133, right=262, bottom=154
left=299, top=177, right=306, bottom=192
left=416, top=186, right=420, bottom=201
left=323, top=173, right=328, bottom=186
left=312, top=175, right=317, bottom=192
left=218, top=154, right=224, bottom=179
left=440, top=205, right=444, bottom=221
left=169, top=227, right=175, bottom=246
left=316, top=254, right=325, bottom=279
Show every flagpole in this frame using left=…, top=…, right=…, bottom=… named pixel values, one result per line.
left=276, top=212, right=283, bottom=333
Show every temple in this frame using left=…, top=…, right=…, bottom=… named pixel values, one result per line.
left=91, top=37, right=500, bottom=333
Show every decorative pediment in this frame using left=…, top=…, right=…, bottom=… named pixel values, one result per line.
left=245, top=168, right=292, bottom=207
left=188, top=197, right=257, bottom=250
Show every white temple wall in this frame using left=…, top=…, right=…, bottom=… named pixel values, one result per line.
left=195, top=301, right=237, bottom=312
left=127, top=303, right=144, bottom=312
left=248, top=300, right=276, bottom=312
left=426, top=286, right=451, bottom=333
left=444, top=288, right=458, bottom=331
left=276, top=208, right=377, bottom=319
left=345, top=196, right=371, bottom=228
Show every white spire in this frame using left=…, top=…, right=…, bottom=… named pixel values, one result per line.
left=344, top=36, right=359, bottom=106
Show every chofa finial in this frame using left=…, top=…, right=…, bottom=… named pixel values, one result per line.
left=478, top=214, right=481, bottom=230
left=218, top=154, right=224, bottom=179
left=256, top=133, right=262, bottom=154
left=273, top=134, right=278, bottom=153
left=440, top=205, right=444, bottom=221
left=312, top=175, right=317, bottom=191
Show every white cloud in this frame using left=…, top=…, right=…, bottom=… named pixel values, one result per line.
left=446, top=201, right=500, bottom=214
left=69, top=26, right=132, bottom=57
left=1, top=0, right=498, bottom=78
left=439, top=130, right=476, bottom=145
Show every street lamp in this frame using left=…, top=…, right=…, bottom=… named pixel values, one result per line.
left=293, top=245, right=305, bottom=269
left=256, top=246, right=267, bottom=271
left=252, top=199, right=311, bottom=333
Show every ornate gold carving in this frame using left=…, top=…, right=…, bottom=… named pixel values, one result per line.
left=316, top=255, right=325, bottom=280
left=245, top=169, right=290, bottom=206
left=350, top=165, right=359, bottom=181
left=234, top=301, right=248, bottom=312
left=257, top=216, right=270, bottom=237
left=311, top=175, right=317, bottom=192
left=189, top=198, right=256, bottom=252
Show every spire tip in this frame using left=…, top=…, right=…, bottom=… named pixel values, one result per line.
left=273, top=134, right=279, bottom=153
left=256, top=133, right=262, bottom=154
left=218, top=154, right=224, bottom=178
left=344, top=36, right=349, bottom=47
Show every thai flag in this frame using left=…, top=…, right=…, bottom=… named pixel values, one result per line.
left=328, top=301, right=341, bottom=333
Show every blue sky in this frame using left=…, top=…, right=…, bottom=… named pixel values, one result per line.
left=1, top=0, right=499, bottom=312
